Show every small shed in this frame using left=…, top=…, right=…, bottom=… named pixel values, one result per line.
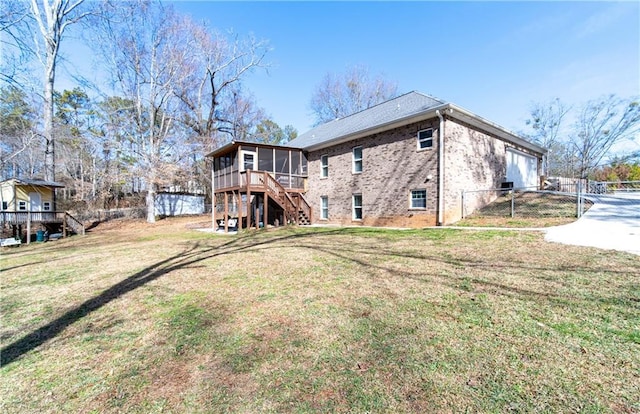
left=0, top=178, right=64, bottom=213
left=0, top=178, right=78, bottom=244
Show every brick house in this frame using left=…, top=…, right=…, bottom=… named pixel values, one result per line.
left=207, top=91, right=545, bottom=231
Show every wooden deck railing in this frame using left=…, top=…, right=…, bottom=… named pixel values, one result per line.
left=64, top=212, right=85, bottom=236
left=1, top=211, right=85, bottom=236
left=1, top=211, right=65, bottom=225
left=289, top=192, right=312, bottom=223
left=232, top=170, right=312, bottom=225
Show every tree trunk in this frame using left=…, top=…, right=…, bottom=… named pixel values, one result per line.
left=43, top=57, right=55, bottom=182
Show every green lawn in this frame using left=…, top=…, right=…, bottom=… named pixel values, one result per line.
left=1, top=218, right=638, bottom=413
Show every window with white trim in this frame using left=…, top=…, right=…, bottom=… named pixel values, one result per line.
left=18, top=201, right=26, bottom=211
left=417, top=128, right=433, bottom=150
left=352, top=194, right=362, bottom=220
left=352, top=146, right=362, bottom=173
left=1, top=201, right=7, bottom=210
left=320, top=154, right=328, bottom=178
left=43, top=201, right=51, bottom=211
left=320, top=196, right=328, bottom=220
left=410, top=189, right=427, bottom=209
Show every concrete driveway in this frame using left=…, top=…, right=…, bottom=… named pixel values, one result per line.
left=545, top=193, right=640, bottom=255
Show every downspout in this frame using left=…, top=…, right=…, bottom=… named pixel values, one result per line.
left=436, top=109, right=445, bottom=226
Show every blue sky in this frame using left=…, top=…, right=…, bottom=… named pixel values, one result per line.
left=54, top=1, right=638, bottom=147
left=164, top=0, right=639, bottom=141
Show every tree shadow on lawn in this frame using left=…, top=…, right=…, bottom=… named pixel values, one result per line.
left=0, top=228, right=346, bottom=366
left=2, top=227, right=636, bottom=366
left=267, top=240, right=638, bottom=302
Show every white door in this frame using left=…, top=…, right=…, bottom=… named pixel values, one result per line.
left=29, top=192, right=42, bottom=211
left=240, top=151, right=256, bottom=171
left=506, top=149, right=538, bottom=189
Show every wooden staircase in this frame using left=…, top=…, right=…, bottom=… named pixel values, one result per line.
left=63, top=212, right=85, bottom=236
left=261, top=173, right=312, bottom=226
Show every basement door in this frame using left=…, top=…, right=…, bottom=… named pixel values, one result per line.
left=506, top=148, right=538, bottom=189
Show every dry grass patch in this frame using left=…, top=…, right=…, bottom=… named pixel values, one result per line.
left=1, top=217, right=639, bottom=413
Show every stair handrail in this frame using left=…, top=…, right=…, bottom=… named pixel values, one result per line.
left=263, top=173, right=307, bottom=224
left=64, top=212, right=85, bottom=236
left=290, top=192, right=312, bottom=224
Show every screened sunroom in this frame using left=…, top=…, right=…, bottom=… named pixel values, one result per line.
left=206, top=141, right=311, bottom=232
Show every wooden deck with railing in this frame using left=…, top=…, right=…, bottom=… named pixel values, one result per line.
left=214, top=170, right=312, bottom=228
left=1, top=210, right=85, bottom=239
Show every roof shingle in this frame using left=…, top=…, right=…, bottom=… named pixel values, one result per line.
left=286, top=91, right=445, bottom=149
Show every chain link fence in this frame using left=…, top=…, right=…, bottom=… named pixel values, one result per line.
left=71, top=207, right=147, bottom=223
left=462, top=180, right=640, bottom=223
left=461, top=185, right=591, bottom=221
left=587, top=180, right=640, bottom=194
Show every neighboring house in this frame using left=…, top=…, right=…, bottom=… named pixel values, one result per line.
left=207, top=91, right=546, bottom=231
left=0, top=178, right=84, bottom=243
left=0, top=178, right=63, bottom=215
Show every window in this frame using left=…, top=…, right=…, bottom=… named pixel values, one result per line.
left=410, top=189, right=427, bottom=209
left=320, top=196, right=328, bottom=220
left=1, top=201, right=7, bottom=210
left=18, top=201, right=26, bottom=211
left=243, top=152, right=255, bottom=170
left=417, top=128, right=433, bottom=150
left=352, top=194, right=362, bottom=220
left=352, top=146, right=363, bottom=173
left=43, top=202, right=51, bottom=211
left=320, top=154, right=328, bottom=178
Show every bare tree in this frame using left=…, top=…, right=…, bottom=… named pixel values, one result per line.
left=91, top=95, right=140, bottom=208
left=168, top=14, right=270, bottom=149
left=0, top=0, right=32, bottom=85
left=26, top=0, right=93, bottom=182
left=571, top=95, right=640, bottom=178
left=310, top=65, right=398, bottom=125
left=525, top=98, right=571, bottom=176
left=94, top=0, right=194, bottom=222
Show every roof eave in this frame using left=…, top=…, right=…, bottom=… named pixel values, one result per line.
left=205, top=140, right=304, bottom=158
left=205, top=141, right=239, bottom=158
left=1, top=178, right=65, bottom=188
left=447, top=104, right=547, bottom=155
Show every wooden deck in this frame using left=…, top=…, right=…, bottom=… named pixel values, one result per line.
left=214, top=170, right=312, bottom=232
left=1, top=211, right=85, bottom=244
left=1, top=211, right=65, bottom=225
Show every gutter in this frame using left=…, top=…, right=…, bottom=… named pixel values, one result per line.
left=436, top=109, right=445, bottom=226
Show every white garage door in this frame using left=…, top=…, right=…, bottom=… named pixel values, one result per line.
left=506, top=148, right=538, bottom=189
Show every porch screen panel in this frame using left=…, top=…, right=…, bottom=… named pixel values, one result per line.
left=275, top=149, right=290, bottom=187
left=258, top=147, right=274, bottom=173
left=231, top=153, right=238, bottom=187
left=290, top=151, right=305, bottom=189
left=215, top=155, right=237, bottom=189
left=291, top=152, right=301, bottom=175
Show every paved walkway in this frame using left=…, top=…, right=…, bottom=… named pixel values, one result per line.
left=544, top=193, right=640, bottom=255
